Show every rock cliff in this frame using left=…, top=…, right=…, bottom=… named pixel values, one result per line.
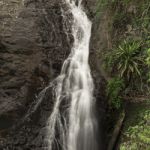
left=0, top=0, right=106, bottom=149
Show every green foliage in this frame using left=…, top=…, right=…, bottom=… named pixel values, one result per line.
left=132, top=0, right=150, bottom=35
left=95, top=0, right=129, bottom=19
left=120, top=109, right=150, bottom=150
left=101, top=0, right=150, bottom=97
left=112, top=10, right=130, bottom=30
left=146, top=38, right=150, bottom=82
left=106, top=77, right=125, bottom=109
left=146, top=49, right=150, bottom=82
left=95, top=0, right=109, bottom=18
left=105, top=40, right=145, bottom=81
left=146, top=48, right=150, bottom=65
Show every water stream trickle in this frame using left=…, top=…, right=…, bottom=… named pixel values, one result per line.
left=46, top=0, right=98, bottom=150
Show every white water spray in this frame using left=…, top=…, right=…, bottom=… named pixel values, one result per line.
left=46, top=0, right=98, bottom=150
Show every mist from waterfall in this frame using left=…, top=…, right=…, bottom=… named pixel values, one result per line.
left=46, top=0, right=98, bottom=150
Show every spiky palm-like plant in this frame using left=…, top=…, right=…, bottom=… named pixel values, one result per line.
left=111, top=40, right=144, bottom=81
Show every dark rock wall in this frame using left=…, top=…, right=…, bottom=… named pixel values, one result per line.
left=0, top=0, right=73, bottom=148
left=0, top=0, right=72, bottom=121
left=0, top=0, right=107, bottom=149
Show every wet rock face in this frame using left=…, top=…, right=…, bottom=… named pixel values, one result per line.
left=0, top=0, right=106, bottom=149
left=0, top=0, right=73, bottom=148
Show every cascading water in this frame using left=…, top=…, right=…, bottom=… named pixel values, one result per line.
left=46, top=0, right=98, bottom=150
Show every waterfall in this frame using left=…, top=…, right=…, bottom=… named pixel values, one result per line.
left=46, top=0, right=98, bottom=150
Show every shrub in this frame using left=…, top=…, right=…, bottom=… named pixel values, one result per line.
left=120, top=109, right=150, bottom=150
left=105, top=40, right=145, bottom=82
left=146, top=47, right=150, bottom=82
left=106, top=77, right=125, bottom=109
